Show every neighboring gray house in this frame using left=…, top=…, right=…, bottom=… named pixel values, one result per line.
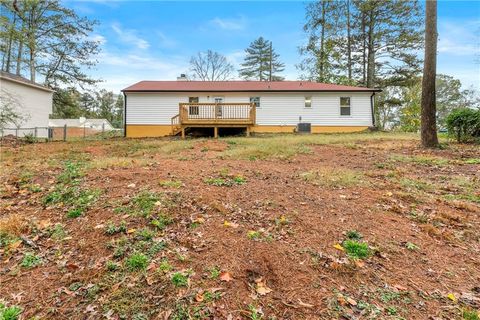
left=49, top=117, right=114, bottom=131
left=0, top=71, right=54, bottom=137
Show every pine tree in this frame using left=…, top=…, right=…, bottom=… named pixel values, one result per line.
left=421, top=0, right=439, bottom=147
left=239, top=37, right=285, bottom=81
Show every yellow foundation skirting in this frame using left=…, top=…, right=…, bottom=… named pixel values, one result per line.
left=126, top=125, right=172, bottom=137
left=251, top=125, right=368, bottom=134
left=126, top=124, right=369, bottom=137
left=311, top=126, right=369, bottom=133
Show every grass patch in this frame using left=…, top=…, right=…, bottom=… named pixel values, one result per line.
left=159, top=179, right=183, bottom=188
left=342, top=240, right=370, bottom=259
left=390, top=154, right=449, bottom=166
left=20, top=252, right=42, bottom=268
left=105, top=221, right=127, bottom=235
left=89, top=157, right=150, bottom=169
left=125, top=253, right=149, bottom=271
left=204, top=175, right=246, bottom=187
left=300, top=167, right=365, bottom=188
left=171, top=272, right=189, bottom=287
left=43, top=161, right=100, bottom=218
left=463, top=308, right=480, bottom=320
left=0, top=303, right=22, bottom=320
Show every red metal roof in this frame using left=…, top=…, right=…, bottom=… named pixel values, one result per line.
left=122, top=81, right=380, bottom=92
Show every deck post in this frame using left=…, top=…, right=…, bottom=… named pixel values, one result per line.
left=181, top=128, right=185, bottom=139
left=214, top=127, right=218, bottom=139
left=246, top=126, right=250, bottom=137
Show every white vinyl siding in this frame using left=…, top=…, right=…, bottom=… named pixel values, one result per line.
left=126, top=92, right=373, bottom=126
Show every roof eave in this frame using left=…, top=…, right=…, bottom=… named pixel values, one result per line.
left=122, top=88, right=382, bottom=93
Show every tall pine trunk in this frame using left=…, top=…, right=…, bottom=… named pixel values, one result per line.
left=319, top=0, right=326, bottom=81
left=346, top=0, right=352, bottom=81
left=366, top=9, right=375, bottom=88
left=421, top=0, right=439, bottom=147
left=361, top=12, right=367, bottom=86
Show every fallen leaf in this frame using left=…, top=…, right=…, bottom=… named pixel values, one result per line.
left=220, top=272, right=233, bottom=282
left=223, top=221, right=239, bottom=228
left=346, top=297, right=357, bottom=306
left=255, top=278, right=272, bottom=296
left=447, top=293, right=457, bottom=303
left=354, top=260, right=365, bottom=268
left=195, top=293, right=204, bottom=302
left=127, top=228, right=136, bottom=234
left=334, top=243, right=345, bottom=251
left=127, top=183, right=136, bottom=188
left=394, top=284, right=408, bottom=291
left=297, top=299, right=314, bottom=308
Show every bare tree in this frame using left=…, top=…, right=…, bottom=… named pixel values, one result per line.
left=189, top=50, right=234, bottom=81
left=421, top=0, right=439, bottom=147
left=0, top=88, right=29, bottom=129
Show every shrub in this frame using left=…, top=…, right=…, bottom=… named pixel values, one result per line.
left=171, top=272, right=189, bottom=287
left=446, top=108, right=480, bottom=143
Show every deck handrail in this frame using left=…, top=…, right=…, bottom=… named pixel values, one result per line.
left=178, top=102, right=255, bottom=124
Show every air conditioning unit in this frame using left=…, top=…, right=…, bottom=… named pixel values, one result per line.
left=297, top=122, right=311, bottom=134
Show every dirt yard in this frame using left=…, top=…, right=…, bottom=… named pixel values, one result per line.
left=1, top=133, right=479, bottom=320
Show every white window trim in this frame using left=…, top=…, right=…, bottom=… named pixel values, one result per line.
left=339, top=96, right=352, bottom=117
left=304, top=96, right=312, bottom=109
left=250, top=96, right=261, bottom=108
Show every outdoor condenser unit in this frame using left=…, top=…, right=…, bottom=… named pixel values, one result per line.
left=297, top=122, right=311, bottom=134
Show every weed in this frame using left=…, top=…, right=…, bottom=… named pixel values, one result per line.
left=247, top=230, right=261, bottom=240
left=300, top=168, right=364, bottom=188
left=125, top=253, right=149, bottom=271
left=106, top=260, right=120, bottom=271
left=390, top=154, right=449, bottom=166
left=208, top=266, right=220, bottom=279
left=151, top=214, right=173, bottom=230
left=248, top=305, right=263, bottom=320
left=346, top=230, right=363, bottom=241
left=49, top=224, right=67, bottom=241
left=342, top=240, right=370, bottom=260
left=274, top=215, right=288, bottom=226
left=135, top=228, right=155, bottom=241
left=159, top=179, right=183, bottom=188
left=399, top=178, right=433, bottom=192
left=159, top=259, right=172, bottom=272
left=105, top=221, right=127, bottom=235
left=463, top=308, right=480, bottom=320
left=386, top=306, right=397, bottom=315
left=67, top=208, right=83, bottom=218
left=464, top=158, right=480, bottom=164
left=405, top=242, right=419, bottom=251
left=20, top=252, right=42, bottom=268
left=131, top=191, right=160, bottom=216
left=171, top=272, right=189, bottom=287
left=204, top=175, right=246, bottom=187
left=0, top=303, right=22, bottom=320
left=203, top=290, right=222, bottom=302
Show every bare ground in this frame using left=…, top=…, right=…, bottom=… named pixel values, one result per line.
left=0, top=133, right=479, bottom=320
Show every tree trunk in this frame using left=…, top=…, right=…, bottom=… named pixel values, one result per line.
left=16, top=23, right=24, bottom=75
left=319, top=1, right=326, bottom=81
left=361, top=12, right=367, bottom=85
left=366, top=9, right=375, bottom=88
left=421, top=0, right=439, bottom=148
left=4, top=15, right=17, bottom=73
left=346, top=0, right=352, bottom=81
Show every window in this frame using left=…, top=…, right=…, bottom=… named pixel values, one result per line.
left=250, top=97, right=260, bottom=108
left=340, top=97, right=351, bottom=116
left=305, top=96, right=312, bottom=108
left=189, top=97, right=199, bottom=115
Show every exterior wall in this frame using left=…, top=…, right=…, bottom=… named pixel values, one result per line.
left=125, top=91, right=374, bottom=137
left=1, top=78, right=53, bottom=137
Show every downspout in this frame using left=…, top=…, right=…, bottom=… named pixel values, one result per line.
left=123, top=92, right=127, bottom=137
left=370, top=92, right=376, bottom=127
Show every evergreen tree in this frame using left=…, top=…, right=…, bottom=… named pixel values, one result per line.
left=239, top=37, right=285, bottom=81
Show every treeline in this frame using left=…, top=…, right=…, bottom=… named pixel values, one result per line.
left=298, top=0, right=479, bottom=130
left=53, top=88, right=123, bottom=128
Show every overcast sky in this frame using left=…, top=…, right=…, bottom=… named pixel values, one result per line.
left=65, top=0, right=480, bottom=93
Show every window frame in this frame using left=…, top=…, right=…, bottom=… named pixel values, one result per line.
left=188, top=97, right=199, bottom=115
left=340, top=97, right=351, bottom=116
left=250, top=96, right=261, bottom=109
left=304, top=96, right=312, bottom=109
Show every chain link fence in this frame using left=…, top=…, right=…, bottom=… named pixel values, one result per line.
left=1, top=124, right=123, bottom=142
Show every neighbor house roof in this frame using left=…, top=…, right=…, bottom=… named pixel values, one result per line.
left=122, top=81, right=381, bottom=93
left=0, top=71, right=55, bottom=93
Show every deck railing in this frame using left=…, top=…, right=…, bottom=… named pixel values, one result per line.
left=178, top=103, right=255, bottom=125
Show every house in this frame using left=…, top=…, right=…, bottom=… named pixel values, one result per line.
left=0, top=71, right=54, bottom=137
left=121, top=79, right=381, bottom=138
left=48, top=117, right=114, bottom=138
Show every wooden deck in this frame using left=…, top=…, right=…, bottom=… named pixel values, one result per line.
left=171, top=103, right=256, bottom=137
